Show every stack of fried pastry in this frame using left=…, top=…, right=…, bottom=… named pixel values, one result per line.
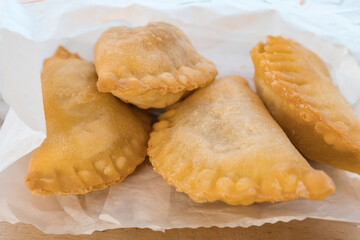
left=26, top=22, right=360, bottom=206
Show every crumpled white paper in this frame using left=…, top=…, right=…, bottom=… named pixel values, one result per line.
left=1, top=0, right=360, bottom=234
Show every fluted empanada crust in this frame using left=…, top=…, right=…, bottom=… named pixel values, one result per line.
left=251, top=36, right=360, bottom=174
left=94, top=22, right=217, bottom=109
left=25, top=47, right=151, bottom=196
left=148, top=75, right=334, bottom=205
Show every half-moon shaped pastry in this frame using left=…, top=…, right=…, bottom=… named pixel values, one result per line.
left=148, top=75, right=334, bottom=205
left=25, top=47, right=151, bottom=196
left=94, top=22, right=217, bottom=109
left=251, top=36, right=360, bottom=174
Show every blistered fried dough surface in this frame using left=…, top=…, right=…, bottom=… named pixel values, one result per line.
left=251, top=36, right=360, bottom=174
left=148, top=76, right=334, bottom=205
left=94, top=22, right=217, bottom=109
left=25, top=47, right=151, bottom=196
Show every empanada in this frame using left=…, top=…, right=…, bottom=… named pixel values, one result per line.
left=25, top=47, right=151, bottom=196
left=94, top=22, right=217, bottom=109
left=251, top=36, right=360, bottom=174
left=148, top=75, right=334, bottom=205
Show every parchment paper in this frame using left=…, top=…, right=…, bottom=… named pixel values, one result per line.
left=0, top=0, right=360, bottom=234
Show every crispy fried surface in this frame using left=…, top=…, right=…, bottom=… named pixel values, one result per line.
left=25, top=47, right=151, bottom=196
left=251, top=36, right=360, bottom=174
left=148, top=75, right=334, bottom=205
left=94, top=22, right=217, bottom=109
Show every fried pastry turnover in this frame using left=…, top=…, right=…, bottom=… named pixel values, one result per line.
left=94, top=22, right=217, bottom=109
left=148, top=75, right=334, bottom=205
left=25, top=47, right=151, bottom=196
left=251, top=36, right=360, bottom=174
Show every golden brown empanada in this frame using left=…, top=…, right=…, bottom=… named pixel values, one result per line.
left=25, top=47, right=151, bottom=196
left=94, top=22, right=217, bottom=109
left=251, top=36, right=360, bottom=174
left=148, top=75, right=334, bottom=205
